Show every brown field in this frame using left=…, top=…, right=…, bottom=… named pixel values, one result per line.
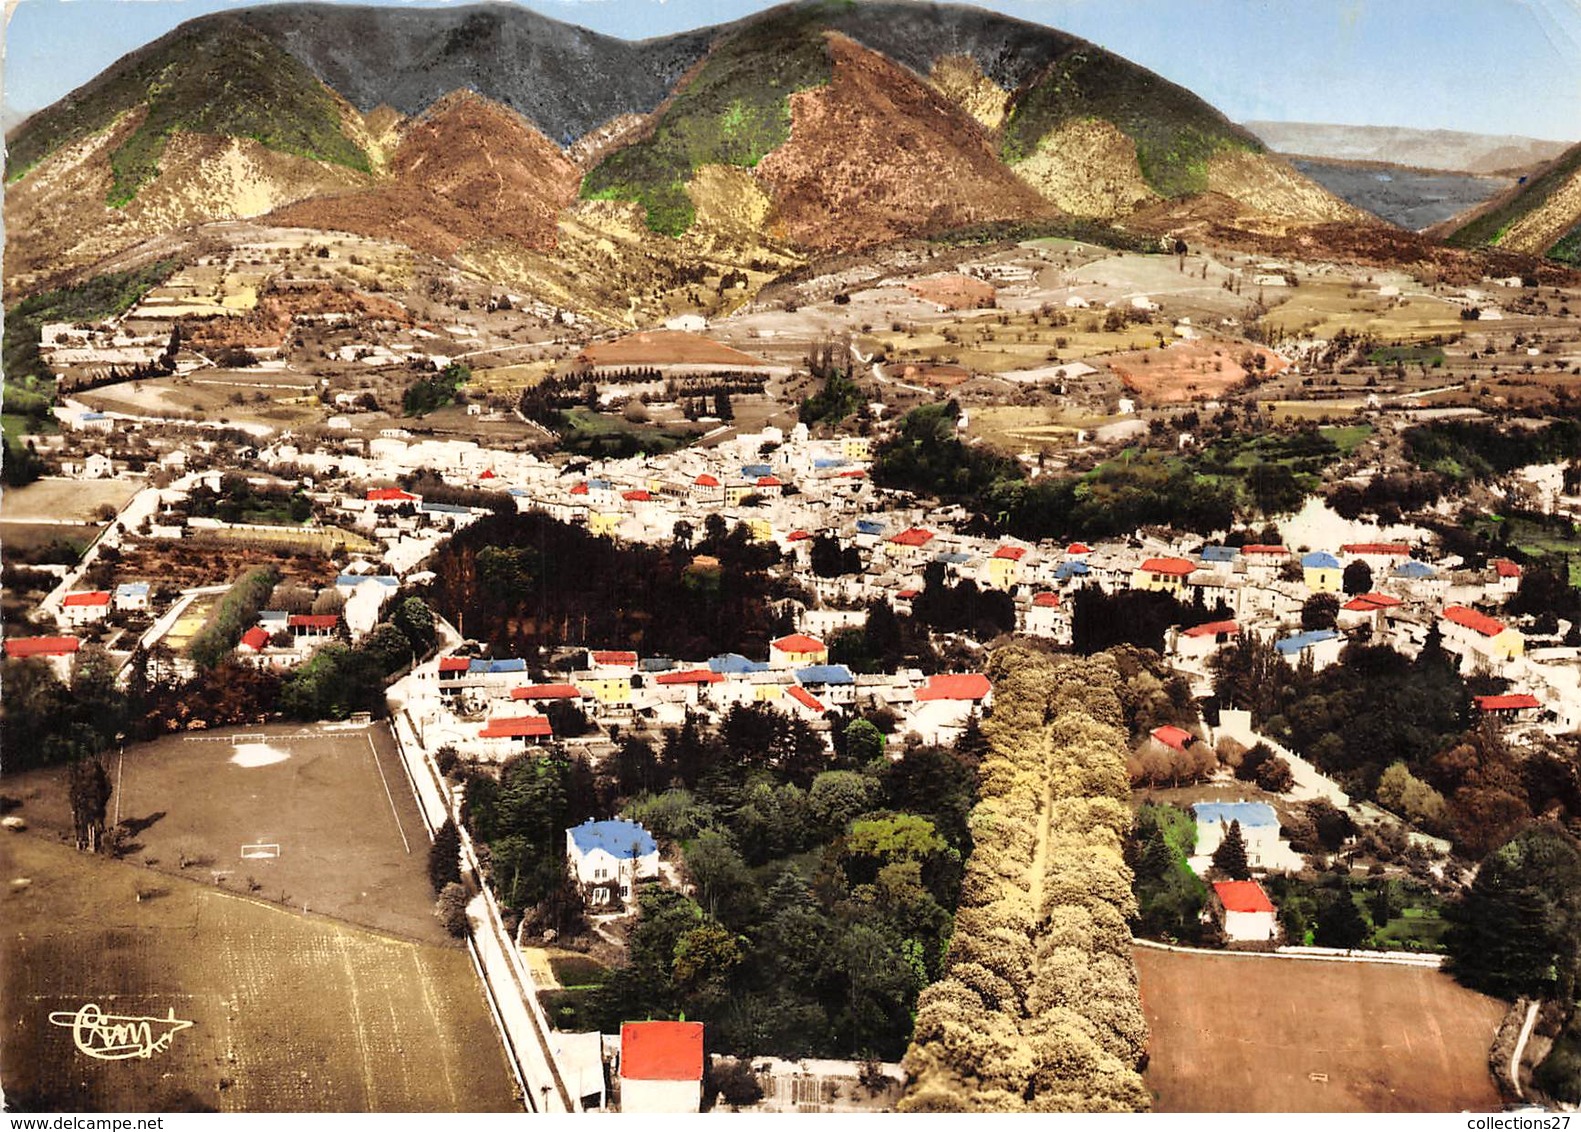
left=1110, top=339, right=1289, bottom=404
left=0, top=833, right=517, bottom=1112
left=0, top=522, right=102, bottom=564
left=906, top=274, right=997, bottom=310
left=112, top=538, right=340, bottom=594
left=1135, top=946, right=1506, bottom=1112
left=79, top=380, right=322, bottom=429
left=2, top=477, right=138, bottom=522
left=577, top=329, right=772, bottom=369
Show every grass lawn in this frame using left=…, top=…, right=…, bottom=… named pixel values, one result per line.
left=547, top=954, right=609, bottom=989
left=1319, top=424, right=1374, bottom=454
left=1373, top=902, right=1449, bottom=952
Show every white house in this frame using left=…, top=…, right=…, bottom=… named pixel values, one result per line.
left=60, top=591, right=112, bottom=626
left=1193, top=801, right=1281, bottom=867
left=565, top=818, right=660, bottom=904
left=619, top=1021, right=704, bottom=1114
left=1213, top=880, right=1278, bottom=943
left=113, top=582, right=151, bottom=612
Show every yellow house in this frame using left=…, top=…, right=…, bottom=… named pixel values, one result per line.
left=754, top=685, right=784, bottom=703
left=1131, top=556, right=1195, bottom=596
left=725, top=483, right=753, bottom=506
left=841, top=437, right=871, bottom=461
left=746, top=517, right=774, bottom=542
left=589, top=511, right=623, bottom=537
left=1301, top=551, right=1343, bottom=594
left=1442, top=606, right=1525, bottom=663
left=770, top=633, right=828, bottom=669
left=583, top=676, right=633, bottom=705
left=986, top=545, right=1027, bottom=590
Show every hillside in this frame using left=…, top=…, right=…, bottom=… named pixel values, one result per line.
left=268, top=92, right=581, bottom=259
left=1444, top=139, right=1581, bottom=265
left=1245, top=121, right=1572, bottom=176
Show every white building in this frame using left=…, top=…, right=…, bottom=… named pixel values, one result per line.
left=1213, top=880, right=1278, bottom=943
left=619, top=1021, right=704, bottom=1114
left=565, top=818, right=660, bottom=904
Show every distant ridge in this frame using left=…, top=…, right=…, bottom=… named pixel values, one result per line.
left=1244, top=121, right=1573, bottom=176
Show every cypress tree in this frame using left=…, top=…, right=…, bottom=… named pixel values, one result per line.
left=1211, top=819, right=1251, bottom=880
left=428, top=816, right=462, bottom=893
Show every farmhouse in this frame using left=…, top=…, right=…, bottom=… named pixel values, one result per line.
left=477, top=714, right=553, bottom=754
left=619, top=1021, right=705, bottom=1114
left=1193, top=802, right=1281, bottom=867
left=565, top=818, right=660, bottom=904
left=771, top=633, right=828, bottom=669
left=1132, top=557, right=1195, bottom=597
left=1475, top=693, right=1541, bottom=719
left=1212, top=880, right=1278, bottom=943
left=60, top=591, right=112, bottom=626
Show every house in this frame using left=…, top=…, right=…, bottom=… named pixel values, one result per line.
left=288, top=614, right=339, bottom=641
left=3, top=635, right=81, bottom=677
left=565, top=818, right=660, bottom=904
left=366, top=487, right=421, bottom=509
left=238, top=626, right=271, bottom=653
left=1490, top=558, right=1522, bottom=596
left=795, top=664, right=856, bottom=706
left=1023, top=591, right=1063, bottom=637
left=1212, top=880, right=1278, bottom=943
left=1193, top=802, right=1281, bottom=866
left=1301, top=551, right=1342, bottom=594
left=1342, top=542, right=1411, bottom=572
left=783, top=684, right=827, bottom=717
left=1241, top=545, right=1290, bottom=579
left=510, top=683, right=586, bottom=706
left=886, top=527, right=937, bottom=564
left=911, top=673, right=992, bottom=744
left=60, top=591, right=112, bottom=626
left=113, top=582, right=151, bottom=612
left=654, top=667, right=725, bottom=707
left=986, top=545, right=1028, bottom=590
left=1173, top=619, right=1238, bottom=662
left=1275, top=628, right=1343, bottom=671
left=477, top=715, right=553, bottom=753
left=1131, top=557, right=1195, bottom=596
left=1441, top=605, right=1524, bottom=666
left=1149, top=725, right=1198, bottom=753
left=620, top=1021, right=705, bottom=1113
left=770, top=633, right=828, bottom=669
left=1475, top=693, right=1542, bottom=719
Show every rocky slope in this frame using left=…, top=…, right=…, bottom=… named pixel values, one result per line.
left=1443, top=140, right=1581, bottom=265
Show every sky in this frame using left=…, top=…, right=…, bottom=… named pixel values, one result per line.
left=4, top=0, right=1581, bottom=141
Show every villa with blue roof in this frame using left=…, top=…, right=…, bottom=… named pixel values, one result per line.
left=1275, top=628, right=1343, bottom=671
left=565, top=818, right=660, bottom=905
left=1300, top=551, right=1342, bottom=593
left=1192, top=801, right=1281, bottom=867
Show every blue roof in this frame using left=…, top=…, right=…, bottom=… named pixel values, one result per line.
left=639, top=657, right=675, bottom=672
left=421, top=502, right=471, bottom=514
left=567, top=819, right=657, bottom=858
left=1192, top=802, right=1279, bottom=829
left=1394, top=560, right=1436, bottom=578
left=508, top=488, right=529, bottom=497
left=337, top=573, right=397, bottom=587
left=470, top=658, right=528, bottom=674
left=935, top=551, right=972, bottom=565
left=796, top=664, right=855, bottom=686
left=81, top=412, right=107, bottom=421
left=856, top=520, right=886, bottom=535
left=741, top=464, right=772, bottom=477
left=115, top=582, right=150, bottom=596
left=710, top=653, right=769, bottom=675
left=813, top=458, right=848, bottom=469
left=1054, top=561, right=1091, bottom=579
left=587, top=478, right=612, bottom=490
left=1201, top=545, right=1238, bottom=563
left=1276, top=629, right=1340, bottom=655
left=1302, top=552, right=1340, bottom=569
left=259, top=611, right=288, bottom=623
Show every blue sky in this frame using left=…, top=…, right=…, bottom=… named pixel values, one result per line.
left=5, top=0, right=1581, bottom=141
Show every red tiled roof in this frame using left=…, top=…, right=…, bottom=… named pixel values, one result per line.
left=772, top=633, right=826, bottom=654
left=591, top=650, right=638, bottom=667
left=889, top=527, right=936, bottom=547
left=3, top=636, right=81, bottom=658
left=1242, top=544, right=1288, bottom=556
left=511, top=684, right=582, bottom=700
left=479, top=715, right=553, bottom=739
left=569, top=481, right=589, bottom=495
left=694, top=474, right=720, bottom=488
left=239, top=627, right=270, bottom=651
left=1141, top=557, right=1196, bottom=577
left=479, top=469, right=497, bottom=479
left=62, top=591, right=111, bottom=607
left=1443, top=605, right=1506, bottom=637
left=655, top=668, right=724, bottom=686
left=756, top=475, right=782, bottom=488
left=1343, top=592, right=1402, bottom=612
left=787, top=530, right=812, bottom=541
left=438, top=657, right=471, bottom=673
left=622, top=490, right=652, bottom=502
left=1067, top=543, right=1091, bottom=555
left=993, top=545, right=1027, bottom=561
left=916, top=673, right=991, bottom=702
left=1215, top=880, right=1275, bottom=914
left=1182, top=619, right=1237, bottom=638
left=838, top=469, right=867, bottom=479
left=1033, top=592, right=1060, bottom=608
left=367, top=488, right=418, bottom=502
left=1342, top=542, right=1409, bottom=556
left=289, top=614, right=338, bottom=629
left=1493, top=558, right=1522, bottom=578
left=1150, top=725, right=1195, bottom=752
left=620, top=1021, right=704, bottom=1082
left=897, top=588, right=920, bottom=600
left=1476, top=693, right=1540, bottom=712
left=786, top=685, right=826, bottom=714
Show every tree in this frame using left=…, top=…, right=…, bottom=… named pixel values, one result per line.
left=1315, top=884, right=1369, bottom=949
left=1342, top=559, right=1374, bottom=596
left=843, top=718, right=885, bottom=765
left=709, top=1058, right=764, bottom=1109
left=435, top=882, right=470, bottom=936
left=69, top=758, right=113, bottom=853
left=1211, top=820, right=1251, bottom=880
left=1446, top=824, right=1581, bottom=999
left=429, top=817, right=462, bottom=893
left=1300, top=593, right=1340, bottom=632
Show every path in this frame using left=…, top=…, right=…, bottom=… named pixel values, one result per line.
left=1510, top=999, right=1540, bottom=1100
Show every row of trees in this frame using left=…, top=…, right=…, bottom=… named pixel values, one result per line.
left=187, top=566, right=280, bottom=670
left=901, top=646, right=1148, bottom=1111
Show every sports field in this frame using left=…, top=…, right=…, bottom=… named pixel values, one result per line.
left=0, top=834, right=518, bottom=1112
left=1135, top=946, right=1505, bottom=1112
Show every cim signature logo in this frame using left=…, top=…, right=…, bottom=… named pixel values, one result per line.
left=48, top=1003, right=195, bottom=1061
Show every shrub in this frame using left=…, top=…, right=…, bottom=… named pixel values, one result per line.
left=435, top=882, right=470, bottom=937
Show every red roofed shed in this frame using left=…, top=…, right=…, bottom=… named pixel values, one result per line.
left=1214, top=880, right=1275, bottom=914
left=916, top=673, right=992, bottom=702
left=1476, top=694, right=1541, bottom=713
left=479, top=716, right=553, bottom=739
left=3, top=637, right=81, bottom=659
left=655, top=669, right=724, bottom=686
left=1150, top=725, right=1196, bottom=752
left=1182, top=619, right=1238, bottom=638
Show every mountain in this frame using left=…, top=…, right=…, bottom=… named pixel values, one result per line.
left=1442, top=140, right=1581, bottom=265
left=5, top=0, right=1366, bottom=305
left=1244, top=121, right=1573, bottom=176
